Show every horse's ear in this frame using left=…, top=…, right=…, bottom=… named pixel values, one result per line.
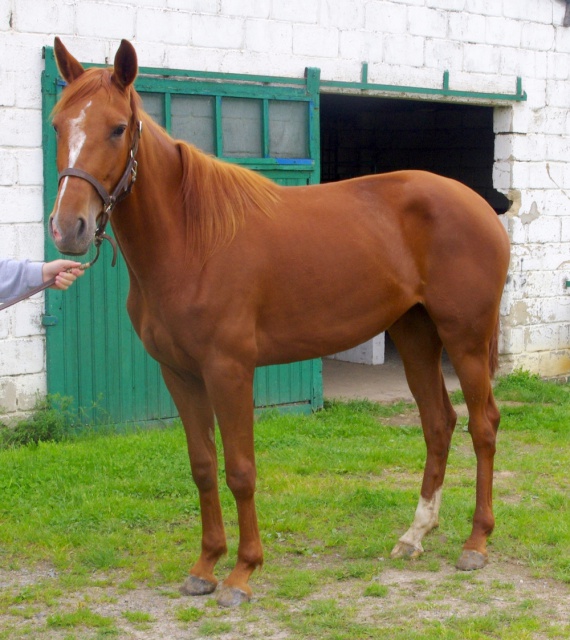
left=54, top=37, right=85, bottom=84
left=112, top=39, right=138, bottom=91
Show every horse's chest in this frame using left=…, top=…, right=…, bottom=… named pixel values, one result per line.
left=140, top=322, right=169, bottom=360
left=137, top=316, right=201, bottom=375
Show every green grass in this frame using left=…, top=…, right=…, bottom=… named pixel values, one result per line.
left=175, top=605, right=204, bottom=622
left=363, top=582, right=389, bottom=598
left=0, top=370, right=568, bottom=638
left=47, top=607, right=115, bottom=630
left=0, top=395, right=79, bottom=448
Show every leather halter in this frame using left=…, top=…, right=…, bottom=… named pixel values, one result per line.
left=57, top=120, right=143, bottom=268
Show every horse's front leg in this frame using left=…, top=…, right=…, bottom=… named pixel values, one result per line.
left=204, top=358, right=262, bottom=607
left=160, top=366, right=227, bottom=596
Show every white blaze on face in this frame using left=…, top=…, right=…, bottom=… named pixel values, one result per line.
left=397, top=487, right=443, bottom=553
left=54, top=100, right=92, bottom=215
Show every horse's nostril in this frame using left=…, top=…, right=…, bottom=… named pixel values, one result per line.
left=49, top=217, right=62, bottom=242
left=77, top=217, right=87, bottom=237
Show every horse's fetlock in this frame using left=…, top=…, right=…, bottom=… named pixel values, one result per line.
left=204, top=542, right=227, bottom=562
left=239, top=547, right=264, bottom=570
left=482, top=515, right=495, bottom=536
left=473, top=512, right=495, bottom=539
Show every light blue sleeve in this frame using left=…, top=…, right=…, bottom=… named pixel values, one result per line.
left=0, top=259, right=44, bottom=303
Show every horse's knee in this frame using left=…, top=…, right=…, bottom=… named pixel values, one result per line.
left=191, top=459, right=218, bottom=493
left=225, top=461, right=256, bottom=500
left=468, top=423, right=497, bottom=456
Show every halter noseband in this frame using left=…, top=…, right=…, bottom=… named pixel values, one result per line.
left=57, top=120, right=143, bottom=267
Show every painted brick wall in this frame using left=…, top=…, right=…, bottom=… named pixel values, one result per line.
left=1, top=0, right=569, bottom=418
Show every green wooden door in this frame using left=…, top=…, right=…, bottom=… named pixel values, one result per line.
left=41, top=48, right=322, bottom=424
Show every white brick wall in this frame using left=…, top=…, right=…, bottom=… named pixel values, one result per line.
left=0, top=0, right=569, bottom=420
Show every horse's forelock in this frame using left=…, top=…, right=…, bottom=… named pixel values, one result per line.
left=52, top=67, right=133, bottom=118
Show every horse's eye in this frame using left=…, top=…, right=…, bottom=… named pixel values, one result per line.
left=53, top=124, right=59, bottom=136
left=112, top=125, right=127, bottom=138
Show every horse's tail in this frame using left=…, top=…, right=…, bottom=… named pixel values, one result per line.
left=489, top=316, right=500, bottom=379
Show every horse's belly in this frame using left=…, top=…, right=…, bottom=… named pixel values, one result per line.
left=255, top=276, right=414, bottom=365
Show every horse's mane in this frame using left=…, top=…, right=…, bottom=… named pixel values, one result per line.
left=175, top=140, right=280, bottom=262
left=53, top=68, right=281, bottom=262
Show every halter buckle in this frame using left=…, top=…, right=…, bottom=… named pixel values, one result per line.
left=103, top=199, right=115, bottom=216
left=131, top=160, right=138, bottom=184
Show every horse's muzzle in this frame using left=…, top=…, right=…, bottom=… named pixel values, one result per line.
left=49, top=213, right=93, bottom=256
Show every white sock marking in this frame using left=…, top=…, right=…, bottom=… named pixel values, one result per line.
left=398, top=487, right=443, bottom=552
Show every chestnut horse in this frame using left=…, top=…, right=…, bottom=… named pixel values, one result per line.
left=49, top=38, right=510, bottom=607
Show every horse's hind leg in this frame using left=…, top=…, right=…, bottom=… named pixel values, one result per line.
left=388, top=305, right=458, bottom=560
left=443, top=338, right=501, bottom=571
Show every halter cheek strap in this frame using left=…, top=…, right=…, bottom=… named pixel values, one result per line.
left=57, top=120, right=143, bottom=268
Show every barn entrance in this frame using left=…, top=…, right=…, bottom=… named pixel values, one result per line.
left=320, top=94, right=509, bottom=212
left=320, top=94, right=510, bottom=397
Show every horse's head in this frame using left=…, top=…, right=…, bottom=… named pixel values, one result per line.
left=49, top=37, right=139, bottom=256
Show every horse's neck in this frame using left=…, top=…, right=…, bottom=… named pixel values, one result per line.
left=112, top=126, right=190, bottom=281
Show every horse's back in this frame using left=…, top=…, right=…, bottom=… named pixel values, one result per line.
left=276, top=170, right=509, bottom=283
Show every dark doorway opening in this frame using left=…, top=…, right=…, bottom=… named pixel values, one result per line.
left=320, top=94, right=510, bottom=213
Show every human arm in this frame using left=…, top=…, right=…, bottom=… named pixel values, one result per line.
left=0, top=258, right=84, bottom=303
left=0, top=259, right=44, bottom=302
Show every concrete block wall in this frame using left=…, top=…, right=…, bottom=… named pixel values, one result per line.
left=329, top=333, right=386, bottom=366
left=0, top=0, right=569, bottom=419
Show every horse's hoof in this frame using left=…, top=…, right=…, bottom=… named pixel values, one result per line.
left=456, top=550, right=488, bottom=571
left=216, top=585, right=251, bottom=608
left=180, top=575, right=217, bottom=596
left=391, top=541, right=423, bottom=559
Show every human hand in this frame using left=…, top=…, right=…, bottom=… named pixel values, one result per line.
left=42, top=259, right=85, bottom=291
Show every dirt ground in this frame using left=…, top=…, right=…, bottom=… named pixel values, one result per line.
left=2, top=360, right=568, bottom=638
left=1, top=555, right=569, bottom=639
